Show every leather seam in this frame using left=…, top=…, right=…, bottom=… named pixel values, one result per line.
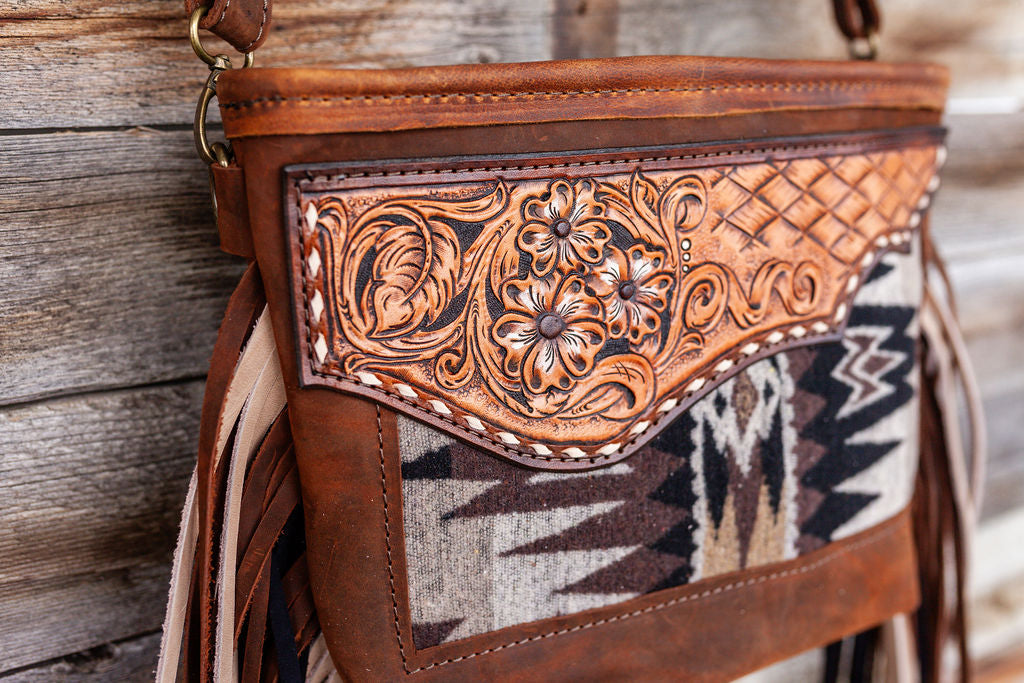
left=224, top=80, right=943, bottom=110
left=298, top=141, right=885, bottom=181
left=307, top=324, right=837, bottom=464
left=377, top=405, right=411, bottom=670
left=209, top=0, right=230, bottom=28
left=241, top=0, right=269, bottom=52
left=406, top=516, right=904, bottom=673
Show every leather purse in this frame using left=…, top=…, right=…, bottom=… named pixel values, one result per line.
left=158, top=1, right=987, bottom=681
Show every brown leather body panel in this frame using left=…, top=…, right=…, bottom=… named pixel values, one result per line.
left=211, top=163, right=255, bottom=259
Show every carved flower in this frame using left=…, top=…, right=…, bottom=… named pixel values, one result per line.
left=590, top=244, right=673, bottom=344
left=517, top=179, right=611, bottom=277
left=493, top=275, right=606, bottom=394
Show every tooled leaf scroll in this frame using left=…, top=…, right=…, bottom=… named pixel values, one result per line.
left=296, top=144, right=940, bottom=465
left=340, top=185, right=510, bottom=341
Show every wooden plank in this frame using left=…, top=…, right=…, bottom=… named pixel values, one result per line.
left=0, top=381, right=201, bottom=672
left=2, top=0, right=1023, bottom=130
left=0, top=0, right=552, bottom=130
left=0, top=632, right=160, bottom=682
left=975, top=642, right=1024, bottom=683
left=929, top=112, right=1024, bottom=520
left=552, top=0, right=619, bottom=60
left=883, top=0, right=1024, bottom=101
left=931, top=112, right=1024, bottom=269
left=980, top=425, right=1024, bottom=520
left=0, top=127, right=245, bottom=406
left=970, top=509, right=1024, bottom=680
left=972, top=573, right=1024, bottom=674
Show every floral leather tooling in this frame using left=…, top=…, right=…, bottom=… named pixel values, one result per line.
left=289, top=141, right=938, bottom=467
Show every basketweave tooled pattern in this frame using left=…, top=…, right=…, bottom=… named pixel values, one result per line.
left=707, top=151, right=935, bottom=265
left=292, top=144, right=939, bottom=468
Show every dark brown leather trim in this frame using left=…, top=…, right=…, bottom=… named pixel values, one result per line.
left=292, top=391, right=920, bottom=682
left=211, top=163, right=255, bottom=258
left=219, top=56, right=948, bottom=138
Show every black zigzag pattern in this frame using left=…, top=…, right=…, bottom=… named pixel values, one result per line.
left=401, top=443, right=452, bottom=480
left=646, top=412, right=700, bottom=591
left=798, top=301, right=916, bottom=542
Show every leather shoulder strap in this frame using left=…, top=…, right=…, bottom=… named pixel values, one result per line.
left=186, top=0, right=271, bottom=53
left=833, top=0, right=881, bottom=39
left=186, top=0, right=879, bottom=56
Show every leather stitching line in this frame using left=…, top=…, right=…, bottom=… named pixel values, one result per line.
left=298, top=141, right=885, bottom=182
left=242, top=0, right=269, bottom=52
left=377, top=405, right=411, bottom=670
left=224, top=80, right=943, bottom=109
left=406, top=518, right=904, bottom=673
left=308, top=322, right=837, bottom=464
left=211, top=0, right=231, bottom=28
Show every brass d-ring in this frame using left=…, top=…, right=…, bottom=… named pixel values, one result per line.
left=190, top=5, right=253, bottom=166
left=189, top=6, right=255, bottom=69
left=194, top=68, right=229, bottom=166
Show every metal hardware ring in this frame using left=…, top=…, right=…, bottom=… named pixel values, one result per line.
left=190, top=6, right=253, bottom=166
left=189, top=6, right=255, bottom=69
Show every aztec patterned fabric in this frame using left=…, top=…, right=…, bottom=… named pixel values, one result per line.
left=400, top=244, right=921, bottom=650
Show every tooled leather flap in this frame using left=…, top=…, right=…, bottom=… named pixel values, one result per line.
left=285, top=131, right=943, bottom=470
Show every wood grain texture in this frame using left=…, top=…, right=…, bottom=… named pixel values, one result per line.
left=1, top=0, right=1022, bottom=675
left=930, top=112, right=1024, bottom=519
left=0, top=382, right=201, bottom=673
left=0, top=632, right=160, bottom=682
left=0, top=128, right=245, bottom=406
left=2, top=0, right=1023, bottom=129
left=0, top=0, right=552, bottom=129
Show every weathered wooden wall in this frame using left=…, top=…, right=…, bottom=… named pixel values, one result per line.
left=1, top=0, right=1021, bottom=679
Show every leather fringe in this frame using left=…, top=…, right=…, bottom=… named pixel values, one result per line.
left=157, top=265, right=334, bottom=682
left=911, top=225, right=987, bottom=683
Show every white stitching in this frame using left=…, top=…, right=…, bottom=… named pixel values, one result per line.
left=212, top=0, right=231, bottom=28
left=241, top=0, right=269, bottom=52
left=224, top=79, right=944, bottom=110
